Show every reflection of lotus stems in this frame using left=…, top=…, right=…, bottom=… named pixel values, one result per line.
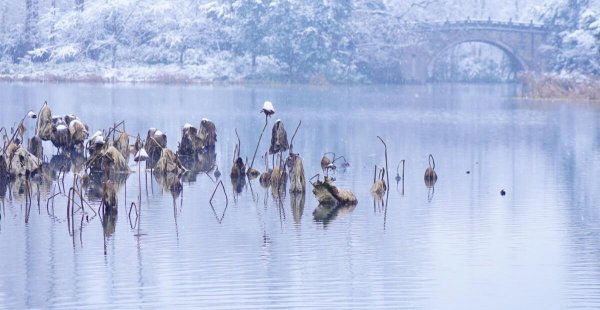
left=210, top=180, right=228, bottom=206
left=35, top=184, right=40, bottom=212
left=69, top=187, right=75, bottom=237
left=397, top=159, right=405, bottom=195
left=138, top=160, right=142, bottom=207
left=63, top=175, right=92, bottom=215
left=290, top=191, right=305, bottom=224
left=46, top=184, right=59, bottom=215
left=249, top=114, right=268, bottom=171
left=209, top=180, right=229, bottom=224
left=332, top=155, right=347, bottom=165
left=173, top=195, right=179, bottom=239
left=210, top=196, right=229, bottom=224
left=264, top=151, right=268, bottom=169
left=277, top=198, right=286, bottom=227
left=77, top=179, right=83, bottom=213
left=72, top=188, right=96, bottom=216
left=396, top=160, right=405, bottom=180
left=79, top=208, right=84, bottom=244
left=24, top=178, right=31, bottom=223
left=145, top=168, right=149, bottom=196
left=97, top=204, right=103, bottom=222
left=373, top=165, right=377, bottom=183
left=204, top=171, right=216, bottom=183
left=247, top=175, right=257, bottom=202
left=66, top=188, right=72, bottom=234
left=428, top=186, right=435, bottom=202
left=129, top=202, right=139, bottom=229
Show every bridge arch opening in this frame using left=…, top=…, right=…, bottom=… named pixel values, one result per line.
left=427, top=40, right=527, bottom=82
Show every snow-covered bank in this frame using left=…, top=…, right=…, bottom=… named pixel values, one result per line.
left=0, top=57, right=283, bottom=84
left=519, top=72, right=600, bottom=101
left=0, top=63, right=201, bottom=83
left=0, top=54, right=367, bottom=84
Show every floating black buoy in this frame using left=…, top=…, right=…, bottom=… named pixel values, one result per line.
left=466, top=170, right=470, bottom=174
left=500, top=189, right=506, bottom=196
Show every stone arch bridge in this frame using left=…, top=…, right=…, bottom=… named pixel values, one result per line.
left=400, top=20, right=550, bottom=82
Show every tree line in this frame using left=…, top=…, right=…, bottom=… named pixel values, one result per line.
left=0, top=0, right=597, bottom=82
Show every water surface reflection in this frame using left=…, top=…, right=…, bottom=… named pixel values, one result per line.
left=0, top=83, right=599, bottom=309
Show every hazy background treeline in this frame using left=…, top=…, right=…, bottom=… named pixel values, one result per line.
left=0, top=0, right=598, bottom=82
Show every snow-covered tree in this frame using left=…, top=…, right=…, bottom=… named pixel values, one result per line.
left=537, top=0, right=600, bottom=75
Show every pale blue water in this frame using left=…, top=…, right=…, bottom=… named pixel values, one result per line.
left=0, top=83, right=599, bottom=309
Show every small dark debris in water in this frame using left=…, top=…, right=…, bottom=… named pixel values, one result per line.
left=500, top=189, right=506, bottom=196
left=263, top=232, right=271, bottom=244
left=466, top=170, right=470, bottom=174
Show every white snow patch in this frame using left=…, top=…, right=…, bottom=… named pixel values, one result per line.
left=262, top=101, right=274, bottom=112
left=135, top=148, right=149, bottom=161
left=90, top=130, right=102, bottom=139
left=94, top=135, right=105, bottom=144
left=51, top=45, right=80, bottom=62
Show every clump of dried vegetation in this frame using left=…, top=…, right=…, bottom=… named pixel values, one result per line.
left=519, top=72, right=600, bottom=101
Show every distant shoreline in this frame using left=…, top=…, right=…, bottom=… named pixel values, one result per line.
left=0, top=61, right=514, bottom=86
left=0, top=63, right=232, bottom=85
left=2, top=65, right=599, bottom=101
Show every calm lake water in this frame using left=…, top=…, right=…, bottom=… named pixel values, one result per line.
left=0, top=82, right=599, bottom=309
